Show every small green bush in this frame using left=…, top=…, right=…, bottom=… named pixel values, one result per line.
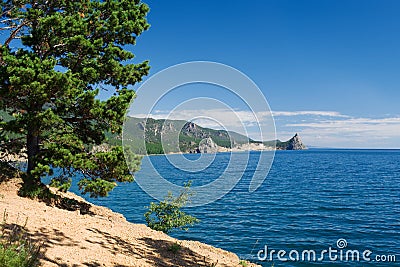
left=0, top=211, right=41, bottom=267
left=17, top=174, right=56, bottom=200
left=144, top=181, right=199, bottom=233
left=167, top=242, right=181, bottom=254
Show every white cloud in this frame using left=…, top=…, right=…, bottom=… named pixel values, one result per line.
left=272, top=111, right=350, bottom=118
left=286, top=117, right=400, bottom=134
left=284, top=116, right=400, bottom=148
left=134, top=108, right=263, bottom=128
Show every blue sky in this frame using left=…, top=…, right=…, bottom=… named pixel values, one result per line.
left=126, top=0, right=400, bottom=148
left=2, top=1, right=400, bottom=148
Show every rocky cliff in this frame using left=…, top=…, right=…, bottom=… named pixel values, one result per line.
left=189, top=133, right=306, bottom=154
left=119, top=117, right=307, bottom=154
left=285, top=133, right=307, bottom=150
left=198, top=137, right=219, bottom=153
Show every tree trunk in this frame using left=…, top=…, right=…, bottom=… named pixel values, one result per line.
left=25, top=125, right=40, bottom=187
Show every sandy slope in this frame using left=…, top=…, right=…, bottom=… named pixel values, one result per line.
left=0, top=177, right=259, bottom=267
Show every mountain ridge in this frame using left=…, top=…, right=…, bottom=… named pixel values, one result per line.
left=118, top=117, right=307, bottom=154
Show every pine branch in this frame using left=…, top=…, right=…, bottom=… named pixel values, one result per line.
left=4, top=20, right=29, bottom=46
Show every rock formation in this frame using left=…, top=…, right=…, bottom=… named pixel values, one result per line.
left=198, top=137, right=219, bottom=153
left=285, top=133, right=307, bottom=150
left=121, top=117, right=307, bottom=154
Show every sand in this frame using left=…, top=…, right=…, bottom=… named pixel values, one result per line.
left=0, top=176, right=260, bottom=267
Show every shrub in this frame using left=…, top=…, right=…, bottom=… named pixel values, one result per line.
left=167, top=242, right=181, bottom=254
left=17, top=182, right=55, bottom=201
left=0, top=211, right=41, bottom=267
left=144, top=181, right=199, bottom=233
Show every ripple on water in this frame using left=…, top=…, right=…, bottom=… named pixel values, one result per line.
left=55, top=149, right=400, bottom=267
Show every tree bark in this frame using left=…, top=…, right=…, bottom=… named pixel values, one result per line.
left=26, top=125, right=40, bottom=186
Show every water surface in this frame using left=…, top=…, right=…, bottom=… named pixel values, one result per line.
left=64, top=149, right=400, bottom=266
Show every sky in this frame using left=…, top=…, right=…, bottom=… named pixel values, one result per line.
left=124, top=0, right=400, bottom=148
left=2, top=1, right=400, bottom=148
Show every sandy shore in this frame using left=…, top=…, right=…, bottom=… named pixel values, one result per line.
left=0, top=175, right=259, bottom=267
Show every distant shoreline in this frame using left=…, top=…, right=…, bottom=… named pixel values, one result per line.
left=144, top=147, right=400, bottom=156
left=4, top=148, right=400, bottom=163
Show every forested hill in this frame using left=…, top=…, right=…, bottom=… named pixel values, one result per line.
left=118, top=117, right=252, bottom=154
left=114, top=117, right=306, bottom=154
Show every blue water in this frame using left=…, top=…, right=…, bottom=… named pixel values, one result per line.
left=57, top=149, right=400, bottom=266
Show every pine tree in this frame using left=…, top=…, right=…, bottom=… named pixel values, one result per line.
left=0, top=0, right=150, bottom=197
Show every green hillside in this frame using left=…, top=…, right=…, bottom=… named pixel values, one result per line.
left=121, top=117, right=254, bottom=155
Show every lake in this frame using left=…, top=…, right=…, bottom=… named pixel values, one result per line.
left=63, top=149, right=400, bottom=266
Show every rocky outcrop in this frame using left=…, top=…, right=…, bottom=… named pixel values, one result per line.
left=123, top=117, right=307, bottom=154
left=182, top=122, right=207, bottom=139
left=198, top=137, right=219, bottom=153
left=285, top=133, right=307, bottom=150
left=192, top=134, right=306, bottom=153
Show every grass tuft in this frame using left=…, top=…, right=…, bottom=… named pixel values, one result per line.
left=0, top=210, right=41, bottom=267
